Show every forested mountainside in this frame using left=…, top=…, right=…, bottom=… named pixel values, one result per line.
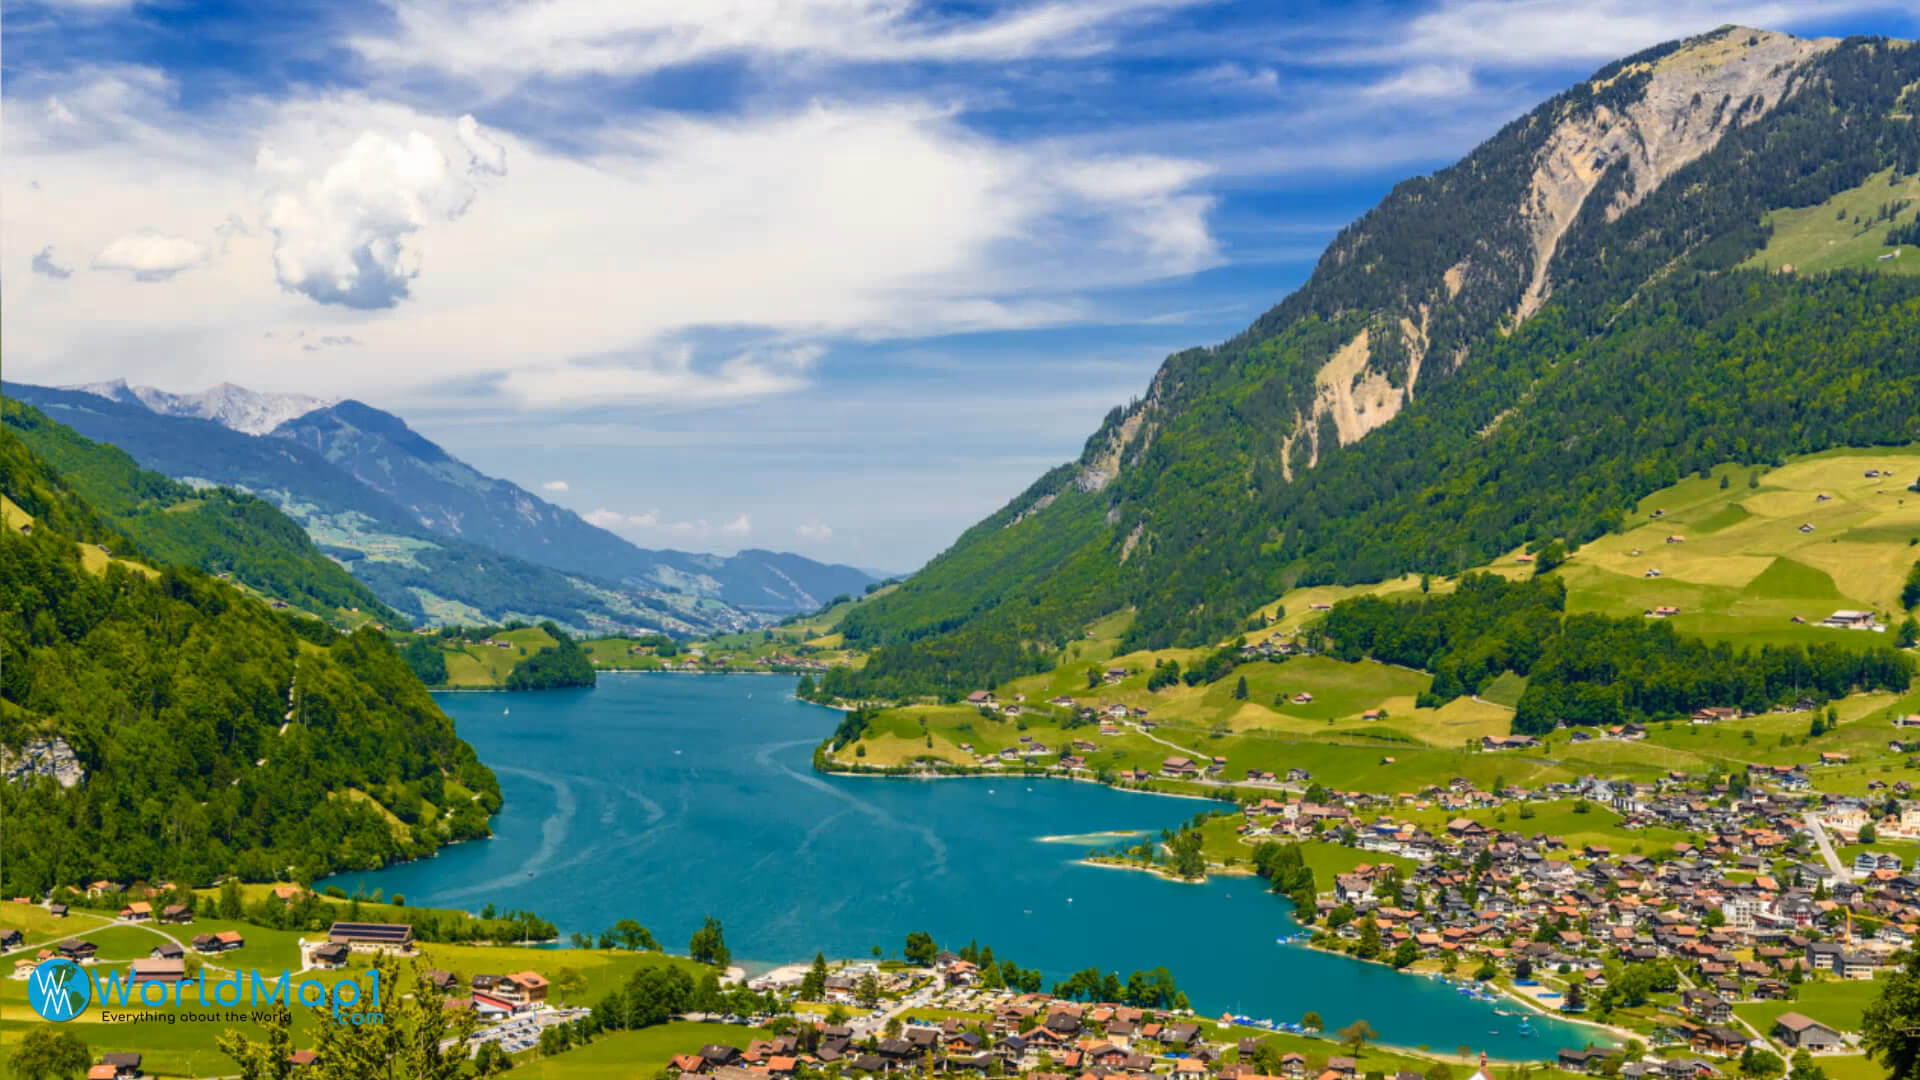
left=0, top=427, right=499, bottom=893
left=828, top=29, right=1920, bottom=699
left=2, top=400, right=399, bottom=624
left=4, top=384, right=725, bottom=637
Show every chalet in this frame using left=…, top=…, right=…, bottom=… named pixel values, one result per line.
left=1480, top=735, right=1540, bottom=751
left=58, top=939, right=97, bottom=962
left=97, top=1054, right=142, bottom=1080
left=149, top=942, right=184, bottom=961
left=327, top=921, right=414, bottom=952
left=309, top=942, right=350, bottom=969
left=1666, top=535, right=1685, bottom=544
left=0, top=929, right=21, bottom=950
left=1291, top=692, right=1314, bottom=704
left=1648, top=606, right=1681, bottom=618
left=1558, top=1050, right=1605, bottom=1074
left=129, top=957, right=187, bottom=984
left=1691, top=708, right=1739, bottom=724
left=1821, top=610, right=1876, bottom=629
left=119, top=901, right=152, bottom=922
left=160, top=904, right=191, bottom=924
left=506, top=970, right=549, bottom=1003
left=1160, top=757, right=1199, bottom=778
left=965, top=691, right=995, bottom=706
left=1690, top=1026, right=1748, bottom=1057
left=1772, top=1012, right=1844, bottom=1050
left=1680, top=989, right=1730, bottom=1024
left=48, top=903, right=67, bottom=918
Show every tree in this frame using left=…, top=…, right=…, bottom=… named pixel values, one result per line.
left=1901, top=617, right=1919, bottom=649
left=472, top=1041, right=511, bottom=1076
left=1301, top=1011, right=1322, bottom=1032
left=1390, top=941, right=1419, bottom=969
left=219, top=878, right=245, bottom=920
left=1739, top=1048, right=1784, bottom=1080
left=612, top=919, right=658, bottom=951
left=1535, top=539, right=1567, bottom=574
left=220, top=954, right=476, bottom=1080
left=857, top=970, right=882, bottom=1008
left=802, top=952, right=830, bottom=1000
left=554, top=967, right=587, bottom=1006
left=1861, top=822, right=1878, bottom=844
left=689, top=916, right=730, bottom=968
left=904, top=931, right=938, bottom=966
left=1788, top=1050, right=1826, bottom=1080
left=1355, top=915, right=1382, bottom=961
left=8, top=1027, right=91, bottom=1080
left=1562, top=983, right=1586, bottom=1012
left=1337, top=1019, right=1377, bottom=1054
left=1863, top=947, right=1920, bottom=1078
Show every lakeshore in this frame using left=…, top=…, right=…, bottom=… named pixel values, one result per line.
left=335, top=675, right=1600, bottom=1057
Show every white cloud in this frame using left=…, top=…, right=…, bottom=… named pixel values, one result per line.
left=0, top=75, right=1220, bottom=403
left=541, top=479, right=570, bottom=492
left=584, top=506, right=752, bottom=543
left=93, top=231, right=209, bottom=280
left=262, top=128, right=478, bottom=308
left=1352, top=0, right=1889, bottom=68
left=353, top=0, right=1204, bottom=87
left=1364, top=64, right=1475, bottom=99
left=796, top=521, right=833, bottom=542
left=500, top=344, right=821, bottom=407
left=455, top=114, right=508, bottom=176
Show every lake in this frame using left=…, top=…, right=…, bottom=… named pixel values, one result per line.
left=336, top=675, right=1602, bottom=1058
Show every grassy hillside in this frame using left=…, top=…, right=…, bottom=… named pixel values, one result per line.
left=826, top=446, right=1920, bottom=798
left=1745, top=167, right=1920, bottom=276
left=3, top=400, right=399, bottom=625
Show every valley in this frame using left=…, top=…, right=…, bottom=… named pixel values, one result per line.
left=15, top=20, right=1920, bottom=1080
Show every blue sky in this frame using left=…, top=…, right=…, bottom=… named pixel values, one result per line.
left=6, top=0, right=1917, bottom=574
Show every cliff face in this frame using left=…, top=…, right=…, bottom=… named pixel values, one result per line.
left=0, top=737, right=85, bottom=789
left=1070, top=26, right=1835, bottom=494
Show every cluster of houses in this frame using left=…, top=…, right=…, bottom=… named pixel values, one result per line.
left=1216, top=774, right=1920, bottom=1058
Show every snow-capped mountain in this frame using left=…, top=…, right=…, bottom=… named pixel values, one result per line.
left=66, top=379, right=335, bottom=436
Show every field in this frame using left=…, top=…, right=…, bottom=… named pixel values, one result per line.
left=1744, top=168, right=1920, bottom=278
left=507, top=1021, right=756, bottom=1079
left=438, top=625, right=561, bottom=688
left=1733, top=974, right=1887, bottom=1036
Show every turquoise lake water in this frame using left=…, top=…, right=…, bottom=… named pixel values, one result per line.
left=335, top=675, right=1602, bottom=1058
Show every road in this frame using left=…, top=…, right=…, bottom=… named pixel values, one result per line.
left=1805, top=813, right=1855, bottom=883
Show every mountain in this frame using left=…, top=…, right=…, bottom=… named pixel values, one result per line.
left=0, top=425, right=499, bottom=891
left=272, top=400, right=873, bottom=613
left=831, top=27, right=1920, bottom=698
left=67, top=378, right=335, bottom=436
left=1, top=399, right=400, bottom=625
left=6, top=381, right=874, bottom=628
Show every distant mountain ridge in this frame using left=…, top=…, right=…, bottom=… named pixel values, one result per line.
left=7, top=381, right=872, bottom=630
left=67, top=379, right=336, bottom=436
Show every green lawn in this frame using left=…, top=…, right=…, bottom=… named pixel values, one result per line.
left=506, top=1021, right=756, bottom=1079
left=1744, top=168, right=1920, bottom=278
left=1734, top=975, right=1887, bottom=1036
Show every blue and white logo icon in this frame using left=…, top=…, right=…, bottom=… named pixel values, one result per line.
left=28, top=958, right=91, bottom=1022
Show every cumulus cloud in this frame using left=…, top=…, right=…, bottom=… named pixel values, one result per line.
left=584, top=507, right=751, bottom=542
left=93, top=231, right=208, bottom=281
left=2, top=73, right=1218, bottom=404
left=262, top=129, right=477, bottom=309
left=541, top=479, right=570, bottom=492
left=456, top=114, right=508, bottom=176
left=1365, top=64, right=1476, bottom=100
left=796, top=521, right=833, bottom=542
left=31, top=246, right=72, bottom=279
